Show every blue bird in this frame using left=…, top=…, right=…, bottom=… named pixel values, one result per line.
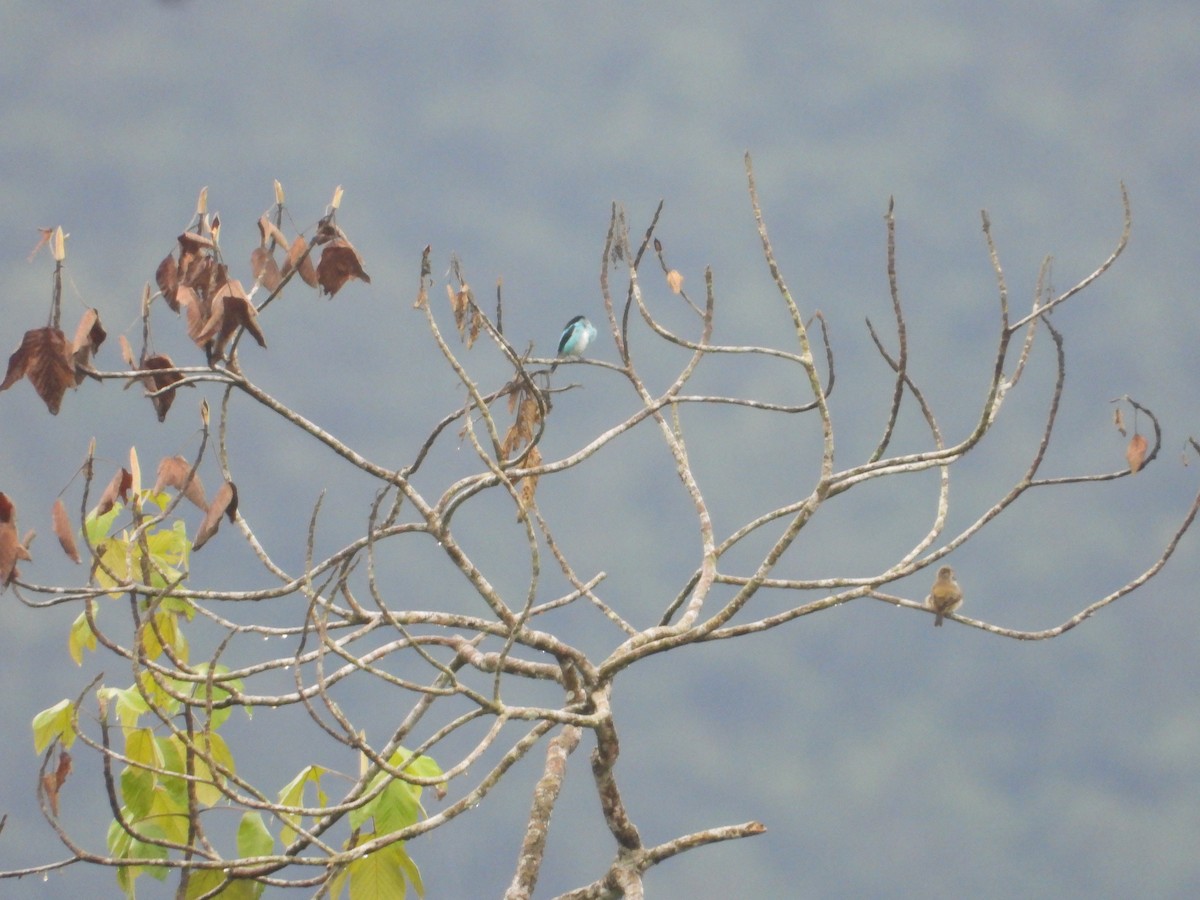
left=550, top=315, right=597, bottom=372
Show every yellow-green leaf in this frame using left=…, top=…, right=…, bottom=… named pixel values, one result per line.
left=32, top=698, right=76, bottom=753
left=278, top=765, right=329, bottom=846
left=68, top=607, right=99, bottom=665
left=238, top=811, right=274, bottom=859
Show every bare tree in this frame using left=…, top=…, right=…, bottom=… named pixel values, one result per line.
left=1, top=156, right=1194, bottom=899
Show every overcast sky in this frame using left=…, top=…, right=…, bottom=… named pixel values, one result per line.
left=2, top=3, right=1199, bottom=898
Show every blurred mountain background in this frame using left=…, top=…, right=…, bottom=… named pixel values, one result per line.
left=1, top=3, right=1198, bottom=897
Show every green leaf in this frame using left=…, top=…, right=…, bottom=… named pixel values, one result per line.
left=162, top=732, right=233, bottom=807
left=146, top=519, right=190, bottom=569
left=277, top=765, right=329, bottom=847
left=185, top=869, right=264, bottom=900
left=135, top=669, right=182, bottom=718
left=120, top=727, right=164, bottom=818
left=85, top=501, right=124, bottom=545
left=92, top=535, right=133, bottom=596
left=138, top=607, right=189, bottom=663
left=332, top=839, right=417, bottom=900
left=352, top=748, right=441, bottom=833
left=69, top=608, right=99, bottom=665
left=177, top=664, right=243, bottom=729
left=32, top=699, right=76, bottom=753
left=109, top=815, right=170, bottom=897
left=120, top=764, right=156, bottom=819
left=99, top=685, right=152, bottom=728
left=237, top=811, right=274, bottom=859
left=125, top=727, right=163, bottom=768
left=162, top=592, right=196, bottom=619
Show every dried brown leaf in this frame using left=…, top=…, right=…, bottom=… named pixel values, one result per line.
left=181, top=255, right=224, bottom=296
left=193, top=481, right=237, bottom=552
left=69, top=309, right=107, bottom=382
left=1127, top=433, right=1148, bottom=474
left=180, top=287, right=209, bottom=345
left=195, top=280, right=265, bottom=356
left=517, top=446, right=542, bottom=513
left=257, top=215, right=290, bottom=250
left=178, top=231, right=215, bottom=253
left=0, top=327, right=76, bottom=414
left=153, top=455, right=207, bottom=509
left=316, top=239, right=371, bottom=297
left=666, top=269, right=684, bottom=294
left=0, top=507, right=31, bottom=587
left=42, top=750, right=72, bottom=817
left=467, top=307, right=484, bottom=349
left=28, top=227, right=55, bottom=262
left=156, top=253, right=180, bottom=310
left=1113, top=407, right=1126, bottom=436
left=414, top=245, right=432, bottom=310
left=52, top=498, right=80, bottom=564
left=139, top=354, right=184, bottom=422
left=95, top=468, right=132, bottom=516
left=449, top=283, right=473, bottom=337
left=118, top=334, right=136, bottom=369
left=0, top=493, right=13, bottom=524
left=282, top=236, right=319, bottom=288
left=251, top=246, right=283, bottom=291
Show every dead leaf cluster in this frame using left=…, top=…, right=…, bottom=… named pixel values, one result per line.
left=500, top=384, right=546, bottom=511
left=448, top=282, right=483, bottom=348
left=156, top=231, right=266, bottom=364
left=251, top=217, right=370, bottom=299
left=0, top=308, right=107, bottom=414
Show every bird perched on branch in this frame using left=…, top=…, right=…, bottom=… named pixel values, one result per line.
left=550, top=315, right=597, bottom=372
left=926, top=565, right=963, bottom=627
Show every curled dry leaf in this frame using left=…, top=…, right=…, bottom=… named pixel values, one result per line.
left=42, top=750, right=72, bottom=818
left=195, top=280, right=266, bottom=356
left=0, top=523, right=30, bottom=587
left=666, top=269, right=685, bottom=294
left=69, top=308, right=107, bottom=383
left=1126, top=433, right=1148, bottom=474
left=414, top=245, right=432, bottom=310
left=257, top=215, right=289, bottom=250
left=467, top=306, right=483, bottom=349
left=251, top=246, right=283, bottom=292
left=52, top=498, right=80, bottom=564
left=0, top=493, right=31, bottom=588
left=1113, top=407, right=1127, bottom=436
left=449, top=283, right=474, bottom=338
left=156, top=252, right=180, bottom=310
left=118, top=334, right=136, bottom=369
left=28, top=227, right=55, bottom=262
left=184, top=256, right=226, bottom=298
left=139, top=354, right=185, bottom=422
left=153, top=455, right=208, bottom=509
left=316, top=238, right=371, bottom=297
left=282, top=236, right=319, bottom=288
left=516, top=445, right=542, bottom=515
left=0, top=326, right=76, bottom=414
left=95, top=468, right=132, bottom=516
left=178, top=286, right=208, bottom=345
left=193, top=480, right=237, bottom=551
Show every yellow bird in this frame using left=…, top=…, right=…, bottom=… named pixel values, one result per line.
left=926, top=565, right=963, bottom=627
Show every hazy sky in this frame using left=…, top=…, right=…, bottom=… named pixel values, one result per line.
left=2, top=3, right=1199, bottom=897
